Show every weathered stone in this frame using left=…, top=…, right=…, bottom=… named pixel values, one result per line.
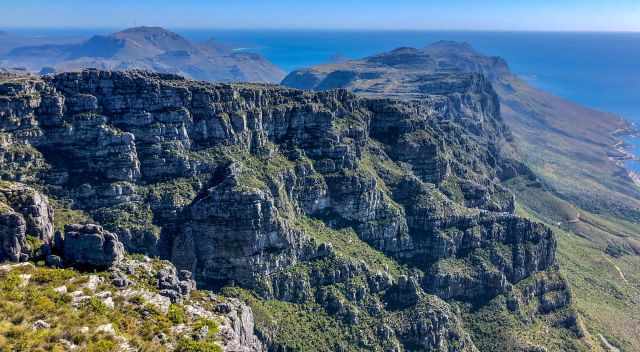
left=32, top=320, right=51, bottom=329
left=45, top=254, right=63, bottom=268
left=61, top=224, right=124, bottom=269
left=0, top=182, right=54, bottom=262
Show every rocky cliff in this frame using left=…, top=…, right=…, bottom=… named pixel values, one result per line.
left=0, top=69, right=583, bottom=351
left=282, top=41, right=640, bottom=222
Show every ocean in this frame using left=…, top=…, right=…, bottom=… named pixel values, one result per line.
left=7, top=28, right=640, bottom=171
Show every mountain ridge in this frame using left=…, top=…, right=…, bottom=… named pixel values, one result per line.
left=283, top=41, right=640, bottom=351
left=282, top=41, right=640, bottom=220
left=2, top=26, right=285, bottom=83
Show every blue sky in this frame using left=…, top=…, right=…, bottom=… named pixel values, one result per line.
left=2, top=0, right=639, bottom=31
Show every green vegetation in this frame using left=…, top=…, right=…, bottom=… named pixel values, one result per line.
left=176, top=337, right=222, bottom=352
left=0, top=262, right=224, bottom=352
left=225, top=287, right=356, bottom=351
left=168, top=304, right=186, bottom=324
left=462, top=294, right=589, bottom=352
left=142, top=177, right=203, bottom=209
left=510, top=177, right=640, bottom=351
left=93, top=202, right=160, bottom=237
left=50, top=199, right=93, bottom=232
left=295, top=216, right=403, bottom=276
left=25, top=234, right=44, bottom=256
left=226, top=145, right=295, bottom=192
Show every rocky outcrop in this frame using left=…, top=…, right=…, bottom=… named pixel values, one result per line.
left=392, top=298, right=479, bottom=352
left=0, top=207, right=27, bottom=262
left=0, top=255, right=266, bottom=352
left=283, top=40, right=640, bottom=225
left=174, top=178, right=309, bottom=288
left=156, top=265, right=196, bottom=303
left=216, top=298, right=267, bottom=352
left=0, top=181, right=54, bottom=262
left=60, top=224, right=124, bottom=269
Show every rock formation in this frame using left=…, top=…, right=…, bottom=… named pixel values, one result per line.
left=0, top=69, right=581, bottom=351
left=282, top=41, right=640, bottom=223
left=0, top=181, right=54, bottom=261
left=60, top=224, right=125, bottom=269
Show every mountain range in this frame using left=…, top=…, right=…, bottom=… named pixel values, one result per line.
left=283, top=40, right=640, bottom=350
left=1, top=26, right=285, bottom=83
left=0, top=32, right=639, bottom=351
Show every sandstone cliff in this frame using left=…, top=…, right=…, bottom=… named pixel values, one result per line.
left=0, top=69, right=583, bottom=351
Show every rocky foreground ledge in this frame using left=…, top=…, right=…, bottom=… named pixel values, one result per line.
left=0, top=70, right=586, bottom=351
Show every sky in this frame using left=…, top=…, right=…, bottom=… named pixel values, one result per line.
left=1, top=0, right=639, bottom=32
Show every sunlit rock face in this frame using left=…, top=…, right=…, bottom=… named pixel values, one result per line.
left=0, top=69, right=573, bottom=351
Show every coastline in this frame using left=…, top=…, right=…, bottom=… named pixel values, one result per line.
left=610, top=122, right=640, bottom=187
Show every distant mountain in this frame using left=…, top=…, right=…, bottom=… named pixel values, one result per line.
left=3, top=26, right=285, bottom=83
left=0, top=30, right=86, bottom=57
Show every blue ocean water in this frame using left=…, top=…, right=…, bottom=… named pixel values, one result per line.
left=7, top=28, right=640, bottom=171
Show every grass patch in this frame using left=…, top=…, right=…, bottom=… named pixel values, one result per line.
left=295, top=216, right=403, bottom=276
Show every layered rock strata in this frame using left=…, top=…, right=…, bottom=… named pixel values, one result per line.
left=0, top=70, right=578, bottom=351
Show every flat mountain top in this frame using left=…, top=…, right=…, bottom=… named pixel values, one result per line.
left=283, top=41, right=639, bottom=219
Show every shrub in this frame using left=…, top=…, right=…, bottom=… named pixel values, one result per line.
left=193, top=318, right=219, bottom=336
left=25, top=235, right=43, bottom=256
left=85, top=297, right=108, bottom=315
left=176, top=338, right=222, bottom=352
left=168, top=304, right=186, bottom=324
left=32, top=295, right=56, bottom=314
left=86, top=338, right=117, bottom=352
left=31, top=268, right=76, bottom=285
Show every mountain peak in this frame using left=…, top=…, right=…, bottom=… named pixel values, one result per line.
left=4, top=27, right=284, bottom=83
left=112, top=26, right=190, bottom=46
left=117, top=26, right=175, bottom=35
left=389, top=47, right=421, bottom=54
left=425, top=41, right=477, bottom=54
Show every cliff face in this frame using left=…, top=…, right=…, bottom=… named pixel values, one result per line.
left=0, top=70, right=580, bottom=351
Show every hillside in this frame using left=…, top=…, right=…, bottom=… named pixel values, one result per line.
left=2, top=27, right=285, bottom=83
left=0, top=69, right=599, bottom=351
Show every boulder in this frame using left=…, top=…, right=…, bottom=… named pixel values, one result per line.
left=61, top=224, right=124, bottom=269
left=0, top=208, right=26, bottom=262
left=45, top=254, right=63, bottom=268
left=157, top=266, right=196, bottom=303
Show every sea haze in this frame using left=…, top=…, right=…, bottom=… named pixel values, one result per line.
left=5, top=28, right=640, bottom=170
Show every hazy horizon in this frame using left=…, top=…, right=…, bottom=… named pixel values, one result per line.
left=3, top=27, right=640, bottom=34
left=2, top=0, right=639, bottom=32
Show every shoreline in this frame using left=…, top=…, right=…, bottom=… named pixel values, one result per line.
left=610, top=122, right=640, bottom=187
